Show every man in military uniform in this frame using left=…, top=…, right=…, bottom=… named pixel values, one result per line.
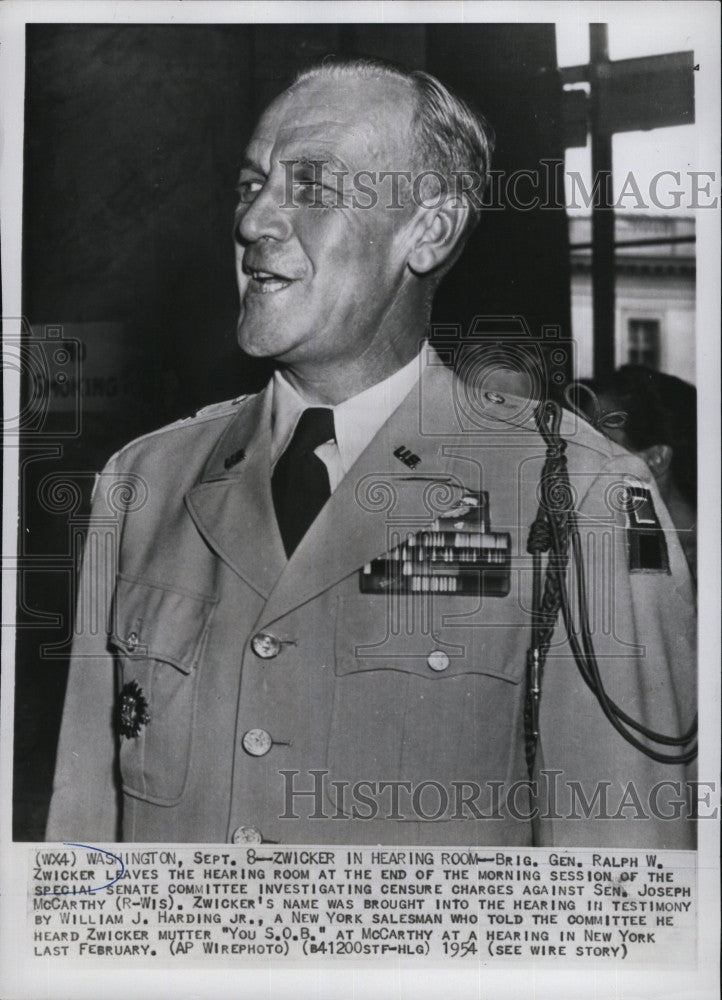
left=47, top=59, right=696, bottom=847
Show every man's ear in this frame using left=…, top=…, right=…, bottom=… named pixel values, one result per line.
left=640, top=443, right=673, bottom=480
left=407, top=196, right=472, bottom=276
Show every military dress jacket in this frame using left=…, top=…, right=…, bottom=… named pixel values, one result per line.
left=46, top=354, right=696, bottom=847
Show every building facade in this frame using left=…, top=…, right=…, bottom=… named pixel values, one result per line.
left=569, top=215, right=695, bottom=383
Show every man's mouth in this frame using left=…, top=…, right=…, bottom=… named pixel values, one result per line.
left=243, top=264, right=294, bottom=294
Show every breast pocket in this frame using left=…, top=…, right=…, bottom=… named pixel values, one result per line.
left=328, top=594, right=528, bottom=816
left=109, top=574, right=217, bottom=806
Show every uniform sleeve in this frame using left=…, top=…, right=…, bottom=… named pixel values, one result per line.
left=45, top=456, right=125, bottom=842
left=536, top=453, right=697, bottom=849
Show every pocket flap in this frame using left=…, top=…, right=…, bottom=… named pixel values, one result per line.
left=109, top=575, right=216, bottom=674
left=334, top=595, right=526, bottom=684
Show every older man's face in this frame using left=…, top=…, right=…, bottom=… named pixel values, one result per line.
left=234, top=75, right=419, bottom=367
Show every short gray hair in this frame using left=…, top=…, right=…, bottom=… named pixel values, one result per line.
left=292, top=57, right=495, bottom=238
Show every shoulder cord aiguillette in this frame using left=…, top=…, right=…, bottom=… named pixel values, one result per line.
left=524, top=400, right=697, bottom=780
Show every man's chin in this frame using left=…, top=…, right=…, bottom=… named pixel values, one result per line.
left=236, top=328, right=268, bottom=359
left=236, top=317, right=292, bottom=360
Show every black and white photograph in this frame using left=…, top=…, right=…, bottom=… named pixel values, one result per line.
left=1, top=2, right=719, bottom=998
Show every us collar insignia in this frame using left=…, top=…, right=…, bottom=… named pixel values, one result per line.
left=394, top=445, right=421, bottom=469
left=117, top=680, right=151, bottom=739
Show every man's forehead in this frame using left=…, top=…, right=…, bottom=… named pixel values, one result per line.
left=245, top=75, right=417, bottom=172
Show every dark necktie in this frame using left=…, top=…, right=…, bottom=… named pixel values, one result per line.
left=272, top=407, right=335, bottom=557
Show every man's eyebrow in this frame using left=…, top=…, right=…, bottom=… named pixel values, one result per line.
left=237, top=150, right=349, bottom=181
left=237, top=156, right=266, bottom=176
left=280, top=149, right=349, bottom=174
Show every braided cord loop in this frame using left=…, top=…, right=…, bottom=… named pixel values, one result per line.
left=523, top=401, right=572, bottom=777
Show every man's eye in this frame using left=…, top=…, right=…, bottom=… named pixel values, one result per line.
left=294, top=179, right=323, bottom=196
left=237, top=179, right=263, bottom=203
left=295, top=180, right=339, bottom=206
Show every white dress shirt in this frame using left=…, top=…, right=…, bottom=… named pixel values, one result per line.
left=271, top=349, right=423, bottom=492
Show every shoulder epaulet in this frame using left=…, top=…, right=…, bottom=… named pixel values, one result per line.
left=478, top=388, right=621, bottom=464
left=192, top=395, right=250, bottom=419
left=105, top=394, right=253, bottom=467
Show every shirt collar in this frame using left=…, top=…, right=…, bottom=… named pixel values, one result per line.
left=271, top=346, right=425, bottom=473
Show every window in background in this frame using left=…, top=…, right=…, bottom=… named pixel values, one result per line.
left=627, top=318, right=661, bottom=368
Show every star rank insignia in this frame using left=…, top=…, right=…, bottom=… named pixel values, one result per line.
left=223, top=448, right=246, bottom=470
left=116, top=680, right=151, bottom=739
left=361, top=490, right=511, bottom=596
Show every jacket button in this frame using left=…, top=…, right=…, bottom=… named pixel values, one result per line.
left=427, top=650, right=450, bottom=672
left=231, top=825, right=262, bottom=844
left=242, top=728, right=273, bottom=756
left=126, top=632, right=139, bottom=651
left=251, top=632, right=282, bottom=659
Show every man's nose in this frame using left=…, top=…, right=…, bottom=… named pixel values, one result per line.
left=235, top=181, right=292, bottom=244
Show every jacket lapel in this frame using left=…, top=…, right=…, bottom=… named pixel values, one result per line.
left=185, top=384, right=287, bottom=598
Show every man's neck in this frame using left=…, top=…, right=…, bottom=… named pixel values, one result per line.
left=279, top=339, right=425, bottom=405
